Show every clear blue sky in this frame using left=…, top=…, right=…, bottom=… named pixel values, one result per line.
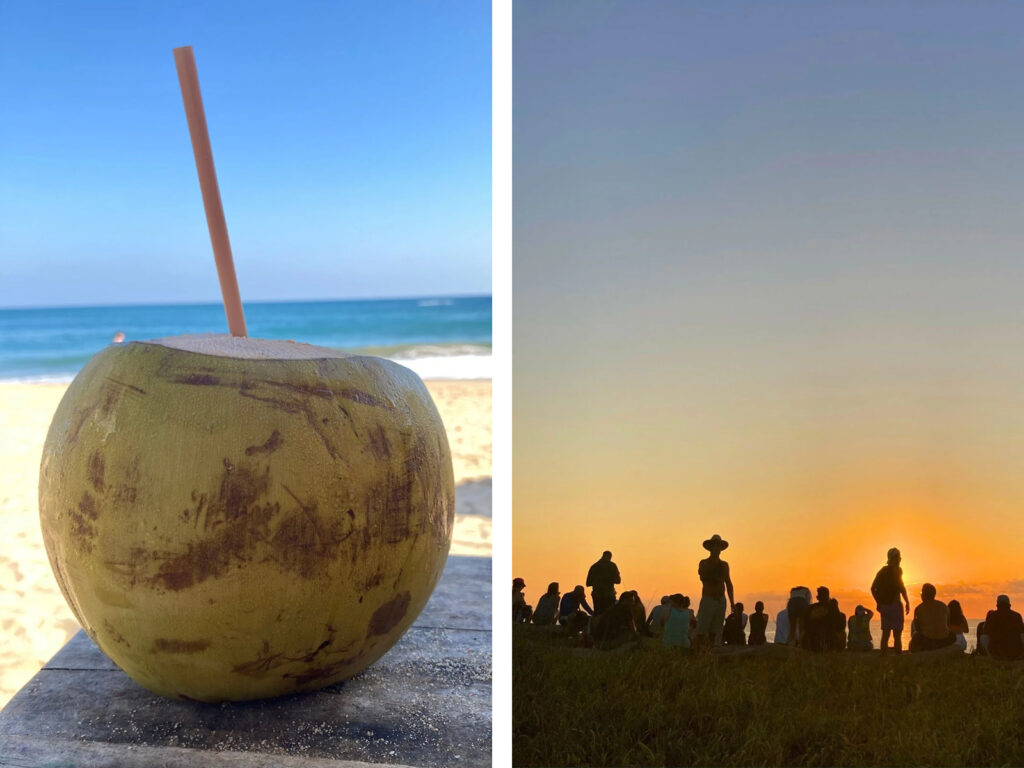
left=0, top=1, right=490, bottom=308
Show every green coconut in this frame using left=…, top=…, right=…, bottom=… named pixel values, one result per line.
left=39, top=334, right=454, bottom=701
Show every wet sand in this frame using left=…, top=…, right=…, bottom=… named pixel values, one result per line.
left=0, top=379, right=491, bottom=709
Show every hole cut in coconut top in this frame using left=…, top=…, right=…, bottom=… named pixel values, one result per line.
left=144, top=334, right=352, bottom=360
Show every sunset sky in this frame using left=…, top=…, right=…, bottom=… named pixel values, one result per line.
left=513, top=1, right=1024, bottom=620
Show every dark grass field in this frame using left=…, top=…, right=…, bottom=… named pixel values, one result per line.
left=513, top=626, right=1024, bottom=767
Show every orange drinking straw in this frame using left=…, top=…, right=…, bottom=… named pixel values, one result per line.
left=173, top=45, right=248, bottom=337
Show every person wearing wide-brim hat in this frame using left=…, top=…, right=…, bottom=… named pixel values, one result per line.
left=703, top=534, right=729, bottom=552
left=694, top=534, right=734, bottom=651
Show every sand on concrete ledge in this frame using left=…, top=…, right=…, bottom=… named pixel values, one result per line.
left=0, top=378, right=492, bottom=710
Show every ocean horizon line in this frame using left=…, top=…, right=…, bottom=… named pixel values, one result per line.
left=0, top=297, right=491, bottom=381
left=0, top=293, right=491, bottom=313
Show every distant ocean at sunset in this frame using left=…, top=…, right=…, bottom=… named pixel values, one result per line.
left=0, top=296, right=491, bottom=383
left=763, top=619, right=981, bottom=654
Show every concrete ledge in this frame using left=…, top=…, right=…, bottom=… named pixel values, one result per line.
left=0, top=555, right=490, bottom=768
left=2, top=737, right=417, bottom=768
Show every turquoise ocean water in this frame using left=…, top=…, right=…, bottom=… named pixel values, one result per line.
left=0, top=295, right=491, bottom=382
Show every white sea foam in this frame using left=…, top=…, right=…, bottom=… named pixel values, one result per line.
left=417, top=298, right=455, bottom=307
left=392, top=354, right=491, bottom=380
left=0, top=373, right=77, bottom=385
left=384, top=343, right=489, bottom=359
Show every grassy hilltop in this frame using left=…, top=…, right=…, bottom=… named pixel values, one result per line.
left=513, top=627, right=1024, bottom=767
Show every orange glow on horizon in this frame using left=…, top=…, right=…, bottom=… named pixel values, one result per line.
left=513, top=487, right=1020, bottom=622
left=513, top=242, right=1024, bottom=629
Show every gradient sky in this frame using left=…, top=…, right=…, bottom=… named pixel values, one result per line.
left=0, top=1, right=489, bottom=308
left=513, top=1, right=1024, bottom=619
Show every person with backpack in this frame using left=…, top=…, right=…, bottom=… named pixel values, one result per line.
left=871, top=547, right=910, bottom=654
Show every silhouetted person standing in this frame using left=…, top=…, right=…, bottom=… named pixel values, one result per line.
left=586, top=551, right=621, bottom=615
left=984, top=594, right=1024, bottom=660
left=871, top=547, right=910, bottom=654
left=695, top=534, right=734, bottom=650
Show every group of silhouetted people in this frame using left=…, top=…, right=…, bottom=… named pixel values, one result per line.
left=514, top=539, right=1024, bottom=660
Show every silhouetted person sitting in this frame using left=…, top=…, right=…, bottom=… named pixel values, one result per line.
left=847, top=605, right=874, bottom=651
left=648, top=596, right=671, bottom=637
left=621, top=590, right=652, bottom=637
left=513, top=578, right=532, bottom=623
left=909, top=583, right=955, bottom=652
left=976, top=620, right=988, bottom=656
left=722, top=602, right=747, bottom=646
left=830, top=599, right=847, bottom=652
left=695, top=534, right=734, bottom=651
left=804, top=587, right=838, bottom=652
left=559, top=585, right=594, bottom=633
left=533, top=582, right=560, bottom=626
left=948, top=599, right=969, bottom=652
left=871, top=547, right=910, bottom=654
left=662, top=594, right=693, bottom=649
left=587, top=551, right=621, bottom=615
left=774, top=607, right=790, bottom=644
left=591, top=591, right=639, bottom=649
left=984, top=594, right=1024, bottom=660
left=785, top=586, right=811, bottom=647
left=748, top=601, right=768, bottom=646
